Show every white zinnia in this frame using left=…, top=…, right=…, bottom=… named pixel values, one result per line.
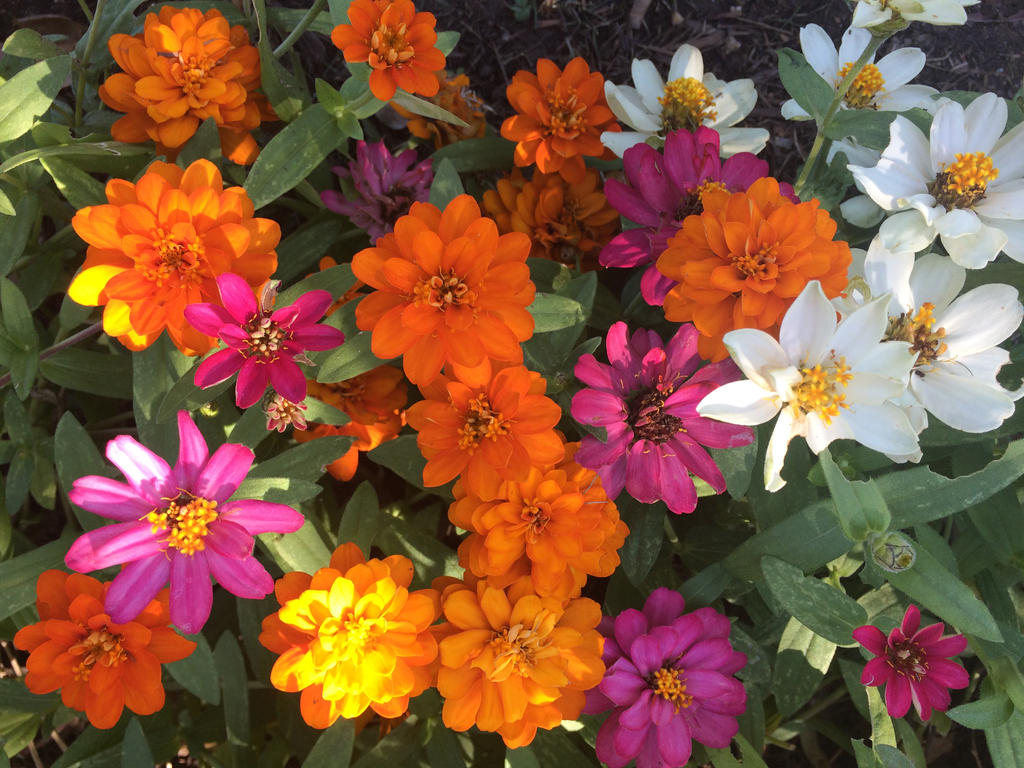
left=782, top=25, right=936, bottom=120
left=829, top=139, right=884, bottom=228
left=849, top=93, right=1024, bottom=268
left=697, top=281, right=918, bottom=491
left=600, top=43, right=768, bottom=159
left=851, top=0, right=978, bottom=29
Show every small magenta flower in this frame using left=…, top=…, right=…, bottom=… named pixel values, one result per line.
left=185, top=273, right=345, bottom=409
left=571, top=322, right=753, bottom=514
left=585, top=588, right=747, bottom=768
left=65, top=411, right=305, bottom=633
left=321, top=140, right=433, bottom=242
left=854, top=604, right=968, bottom=720
left=600, top=127, right=794, bottom=305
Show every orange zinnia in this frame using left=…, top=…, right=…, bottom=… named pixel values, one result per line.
left=331, top=0, right=446, bottom=102
left=406, top=364, right=564, bottom=500
left=12, top=570, right=196, bottom=729
left=657, top=177, right=852, bottom=361
left=482, top=168, right=619, bottom=269
left=435, top=576, right=604, bottom=748
left=393, top=72, right=487, bottom=148
left=259, top=543, right=441, bottom=727
left=501, top=57, right=620, bottom=184
left=351, top=194, right=535, bottom=386
left=69, top=159, right=279, bottom=355
left=449, top=443, right=629, bottom=601
left=100, top=7, right=273, bottom=164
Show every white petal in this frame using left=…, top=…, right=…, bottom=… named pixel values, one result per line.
left=852, top=2, right=891, bottom=27
left=877, top=85, right=938, bottom=112
left=846, top=369, right=911, bottom=403
left=841, top=195, right=885, bottom=227
left=722, top=328, right=791, bottom=387
left=669, top=44, right=703, bottom=81
left=604, top=83, right=659, bottom=133
left=830, top=139, right=881, bottom=168
left=930, top=98, right=968, bottom=170
left=829, top=293, right=891, bottom=366
left=800, top=24, right=839, bottom=83
left=805, top=411, right=854, bottom=454
left=883, top=114, right=934, bottom=177
left=837, top=25, right=874, bottom=70
left=904, top=0, right=970, bottom=24
left=875, top=48, right=926, bottom=90
left=631, top=58, right=665, bottom=114
left=780, top=281, right=836, bottom=363
left=941, top=222, right=1007, bottom=268
left=864, top=236, right=915, bottom=311
left=989, top=119, right=1024, bottom=182
left=963, top=92, right=1007, bottom=155
left=697, top=380, right=782, bottom=426
left=709, top=78, right=757, bottom=127
left=856, top=341, right=916, bottom=386
left=933, top=208, right=981, bottom=237
left=952, top=347, right=1012, bottom=384
left=911, top=368, right=1016, bottom=432
left=907, top=253, right=965, bottom=314
left=878, top=210, right=937, bottom=252
left=781, top=99, right=812, bottom=120
left=974, top=179, right=1024, bottom=219
left=843, top=402, right=920, bottom=455
left=717, top=126, right=769, bottom=157
left=764, top=408, right=797, bottom=492
left=986, top=216, right=1024, bottom=263
left=600, top=130, right=649, bottom=158
left=940, top=283, right=1023, bottom=356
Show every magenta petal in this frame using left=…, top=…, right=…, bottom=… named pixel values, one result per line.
left=613, top=609, right=649, bottom=657
left=104, top=554, right=170, bottom=624
left=639, top=265, right=676, bottom=306
left=853, top=624, right=887, bottom=655
left=671, top=436, right=725, bottom=491
left=65, top=522, right=162, bottom=572
left=281, top=290, right=334, bottom=326
left=290, top=325, right=345, bottom=351
left=584, top=685, right=615, bottom=715
left=268, top=360, right=308, bottom=403
left=885, top=674, right=912, bottom=718
left=625, top=440, right=661, bottom=504
left=235, top=356, right=269, bottom=408
left=901, top=604, right=922, bottom=636
left=174, top=410, right=209, bottom=490
left=636, top=728, right=663, bottom=768
left=575, top=427, right=631, bottom=468
left=571, top=390, right=626, bottom=426
left=184, top=302, right=232, bottom=337
left=596, top=711, right=633, bottom=768
left=619, top=689, right=655, bottom=730
left=927, top=658, right=969, bottom=689
left=68, top=476, right=153, bottom=520
left=601, top=667, right=648, bottom=706
left=630, top=634, right=667, bottom=676
left=601, top=229, right=657, bottom=268
left=220, top=499, right=304, bottom=534
left=205, top=519, right=254, bottom=560
left=684, top=706, right=738, bottom=748
left=169, top=551, right=212, bottom=634
left=642, top=587, right=686, bottom=627
left=598, top=454, right=628, bottom=500
left=683, top=669, right=737, bottom=700
left=658, top=451, right=699, bottom=515
left=573, top=355, right=616, bottom=392
left=924, top=634, right=967, bottom=658
left=604, top=178, right=660, bottom=229
left=612, top=719, right=651, bottom=761
left=861, top=656, right=891, bottom=686
left=649, top=694, right=675, bottom=726
left=678, top=638, right=734, bottom=671
left=105, top=435, right=174, bottom=504
left=657, top=714, right=694, bottom=766
left=217, top=272, right=258, bottom=324
left=207, top=553, right=274, bottom=599
left=195, top=347, right=244, bottom=389
left=194, top=443, right=255, bottom=501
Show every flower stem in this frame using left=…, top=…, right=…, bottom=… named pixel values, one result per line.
left=0, top=322, right=103, bottom=389
left=74, top=0, right=93, bottom=23
left=273, top=0, right=328, bottom=59
left=73, top=0, right=108, bottom=133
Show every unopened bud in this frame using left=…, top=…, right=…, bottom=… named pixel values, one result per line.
left=867, top=531, right=916, bottom=573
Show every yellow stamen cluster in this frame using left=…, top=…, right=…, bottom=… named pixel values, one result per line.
left=734, top=243, right=777, bottom=279
left=793, top=357, right=854, bottom=424
left=244, top=315, right=288, bottom=363
left=489, top=610, right=558, bottom=681
left=650, top=666, right=693, bottom=712
left=932, top=152, right=999, bottom=210
left=837, top=62, right=885, bottom=109
left=886, top=303, right=948, bottom=367
left=415, top=270, right=477, bottom=311
left=660, top=77, right=717, bottom=132
left=458, top=394, right=511, bottom=451
left=177, top=54, right=214, bottom=95
left=370, top=21, right=414, bottom=66
left=147, top=495, right=219, bottom=555
left=317, top=611, right=387, bottom=662
left=546, top=89, right=588, bottom=138
left=69, top=629, right=129, bottom=681
left=144, top=232, right=201, bottom=285
left=519, top=501, right=552, bottom=543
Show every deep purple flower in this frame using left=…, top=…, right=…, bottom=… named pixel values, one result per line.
left=184, top=272, right=345, bottom=409
left=571, top=321, right=753, bottom=514
left=585, top=588, right=748, bottom=768
left=321, top=140, right=433, bottom=242
left=854, top=605, right=968, bottom=720
left=600, top=127, right=794, bottom=305
left=65, top=411, right=305, bottom=634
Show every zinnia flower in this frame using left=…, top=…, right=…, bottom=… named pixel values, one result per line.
left=851, top=0, right=977, bottom=28
left=13, top=570, right=196, bottom=729
left=482, top=168, right=620, bottom=269
left=436, top=576, right=605, bottom=748
left=330, top=0, right=446, bottom=102
left=601, top=43, right=767, bottom=158
left=584, top=588, right=747, bottom=768
left=393, top=71, right=487, bottom=148
left=68, top=159, right=279, bottom=355
left=65, top=411, right=305, bottom=633
left=501, top=57, right=620, bottom=184
left=572, top=322, right=753, bottom=515
left=351, top=194, right=535, bottom=386
left=656, top=176, right=852, bottom=362
left=184, top=273, right=345, bottom=409
left=449, top=443, right=629, bottom=602
left=265, top=394, right=308, bottom=433
left=259, top=543, right=441, bottom=727
left=100, top=6, right=273, bottom=164
left=853, top=604, right=968, bottom=720
left=321, top=140, right=433, bottom=243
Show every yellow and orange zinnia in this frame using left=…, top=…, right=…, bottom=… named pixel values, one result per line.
left=100, top=7, right=273, bottom=164
left=13, top=570, right=196, bottom=729
left=331, top=0, right=446, bottom=102
left=394, top=72, right=487, bottom=148
left=501, top=57, right=620, bottom=184
left=69, top=159, right=279, bottom=355
left=351, top=194, right=535, bottom=386
left=259, top=543, right=441, bottom=727
left=657, top=177, right=852, bottom=361
left=435, top=576, right=605, bottom=748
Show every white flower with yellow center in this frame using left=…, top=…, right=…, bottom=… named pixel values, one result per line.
left=697, top=281, right=919, bottom=491
left=782, top=25, right=936, bottom=120
left=849, top=93, right=1024, bottom=268
left=851, top=0, right=978, bottom=28
left=600, top=43, right=768, bottom=159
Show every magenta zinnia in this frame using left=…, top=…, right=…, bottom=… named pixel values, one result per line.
left=571, top=321, right=753, bottom=514
left=853, top=604, right=968, bottom=720
left=585, top=588, right=747, bottom=768
left=185, top=272, right=345, bottom=409
left=65, top=411, right=305, bottom=633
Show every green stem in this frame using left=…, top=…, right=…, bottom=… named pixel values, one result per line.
left=0, top=322, right=102, bottom=389
left=272, top=0, right=327, bottom=58
left=73, top=0, right=108, bottom=133
left=74, top=0, right=93, bottom=23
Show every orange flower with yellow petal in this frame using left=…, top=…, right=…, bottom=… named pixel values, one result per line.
left=501, top=57, right=620, bottom=184
left=100, top=6, right=273, bottom=164
left=331, top=0, right=446, bottom=102
left=449, top=443, right=628, bottom=601
left=351, top=194, right=535, bottom=386
left=656, top=177, right=852, bottom=362
left=393, top=72, right=487, bottom=148
left=483, top=168, right=619, bottom=269
left=259, top=543, right=441, bottom=727
left=12, top=570, right=196, bottom=729
left=435, top=576, right=605, bottom=748
left=69, top=159, right=279, bottom=355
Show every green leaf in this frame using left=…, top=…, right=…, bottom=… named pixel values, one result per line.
left=338, top=481, right=379, bottom=556
left=867, top=686, right=897, bottom=748
left=505, top=746, right=541, bottom=768
left=777, top=48, right=833, bottom=122
left=429, top=157, right=464, bottom=208
left=120, top=718, right=155, bottom=768
left=132, top=336, right=192, bottom=454
left=274, top=215, right=350, bottom=283
left=376, top=515, right=460, bottom=584
left=825, top=110, right=898, bottom=149
left=53, top=413, right=108, bottom=531
left=350, top=718, right=421, bottom=768
left=260, top=519, right=331, bottom=574
left=709, top=436, right=758, bottom=500
left=40, top=348, right=132, bottom=398
left=528, top=293, right=585, bottom=333
left=435, top=30, right=460, bottom=56
left=392, top=89, right=470, bottom=128
left=0, top=278, right=37, bottom=349
left=0, top=55, right=71, bottom=142
left=276, top=263, right=355, bottom=308
left=252, top=0, right=307, bottom=121
left=431, top=135, right=517, bottom=172
left=39, top=156, right=107, bottom=209
left=706, top=734, right=771, bottom=767
left=214, top=632, right=250, bottom=747
left=177, top=117, right=222, bottom=166
left=368, top=434, right=432, bottom=492
left=761, top=556, right=867, bottom=646
left=302, top=718, right=355, bottom=768
left=232, top=476, right=323, bottom=506
left=0, top=141, right=151, bottom=174
left=166, top=632, right=221, bottom=704
left=154, top=358, right=229, bottom=422
left=328, top=0, right=353, bottom=26
left=986, top=708, right=1024, bottom=768
left=0, top=192, right=39, bottom=277
left=947, top=692, right=1014, bottom=729
left=250, top=436, right=353, bottom=482
left=874, top=745, right=915, bottom=768
left=0, top=678, right=59, bottom=714
left=616, top=495, right=664, bottom=586
left=524, top=728, right=594, bottom=768
left=3, top=29, right=64, bottom=60
left=0, top=534, right=76, bottom=621
left=820, top=450, right=890, bottom=542
left=317, top=331, right=389, bottom=383
left=772, top=616, right=836, bottom=717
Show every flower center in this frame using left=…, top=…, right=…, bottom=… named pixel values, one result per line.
left=244, top=314, right=290, bottom=363
left=266, top=394, right=308, bottom=432
left=792, top=357, right=853, bottom=425
left=142, top=232, right=203, bottom=285
left=488, top=611, right=557, bottom=681
left=660, top=77, right=717, bottom=133
left=675, top=179, right=727, bottom=221
left=628, top=385, right=684, bottom=444
left=518, top=501, right=552, bottom=543
left=369, top=20, right=415, bottom=68
left=69, top=628, right=129, bottom=681
left=886, top=639, right=928, bottom=681
left=649, top=666, right=693, bottom=711
left=458, top=394, right=511, bottom=451
left=176, top=53, right=214, bottom=95
left=837, top=62, right=885, bottom=109
left=930, top=152, right=999, bottom=210
left=414, top=270, right=477, bottom=311
left=733, top=243, right=780, bottom=280
left=146, top=493, right=219, bottom=555
left=886, top=303, right=948, bottom=371
left=319, top=612, right=388, bottom=660
left=545, top=88, right=587, bottom=138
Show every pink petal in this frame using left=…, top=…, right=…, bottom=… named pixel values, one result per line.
left=657, top=714, right=694, bottom=766
left=923, top=634, right=967, bottom=658
left=600, top=228, right=657, bottom=268
left=571, top=389, right=627, bottom=426
left=268, top=360, right=307, bottom=403
left=682, top=706, right=739, bottom=747
left=625, top=440, right=662, bottom=504
left=104, top=554, right=171, bottom=624
left=853, top=625, right=888, bottom=655
left=184, top=302, right=232, bottom=337
left=900, top=604, right=922, bottom=636
left=657, top=447, right=699, bottom=514
left=600, top=667, right=648, bottom=707
left=911, top=622, right=944, bottom=647
left=195, top=347, right=244, bottom=389
left=630, top=633, right=667, bottom=677
left=640, top=266, right=676, bottom=306
left=194, top=443, right=254, bottom=501
left=649, top=694, right=676, bottom=726
left=670, top=436, right=725, bottom=491
left=613, top=609, right=649, bottom=657
left=290, top=325, right=345, bottom=351
left=217, top=272, right=258, bottom=324
left=68, top=476, right=153, bottom=520
left=173, top=411, right=208, bottom=490
left=169, top=551, right=212, bottom=634
left=619, top=689, right=655, bottom=730
left=885, top=674, right=912, bottom=718
left=642, top=587, right=686, bottom=627
left=205, top=519, right=254, bottom=560
left=220, top=499, right=304, bottom=534
left=683, top=669, right=738, bottom=701
left=235, top=356, right=269, bottom=408
left=573, top=354, right=617, bottom=392
left=927, top=658, right=969, bottom=689
left=678, top=638, right=733, bottom=671
left=278, top=290, right=333, bottom=326
left=105, top=435, right=174, bottom=505
left=861, top=656, right=891, bottom=686
left=207, top=553, right=274, bottom=599
left=612, top=718, right=651, bottom=762
left=65, top=522, right=163, bottom=572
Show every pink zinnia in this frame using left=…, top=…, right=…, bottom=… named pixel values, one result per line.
left=185, top=272, right=344, bottom=409
left=600, top=127, right=792, bottom=305
left=65, top=411, right=305, bottom=633
left=585, top=588, right=747, bottom=768
left=853, top=604, right=968, bottom=720
left=571, top=321, right=753, bottom=514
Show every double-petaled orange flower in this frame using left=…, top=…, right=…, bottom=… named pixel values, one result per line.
left=69, top=159, right=279, bottom=355
left=501, top=58, right=619, bottom=184
left=449, top=443, right=628, bottom=601
left=351, top=194, right=535, bottom=387
left=331, top=0, right=446, bottom=102
left=394, top=72, right=487, bottom=148
left=259, top=543, right=441, bottom=727
left=407, top=365, right=565, bottom=500
left=13, top=570, right=196, bottom=729
left=657, top=177, right=852, bottom=361
left=435, top=576, right=604, bottom=748
left=100, top=7, right=273, bottom=164
left=482, top=168, right=619, bottom=269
